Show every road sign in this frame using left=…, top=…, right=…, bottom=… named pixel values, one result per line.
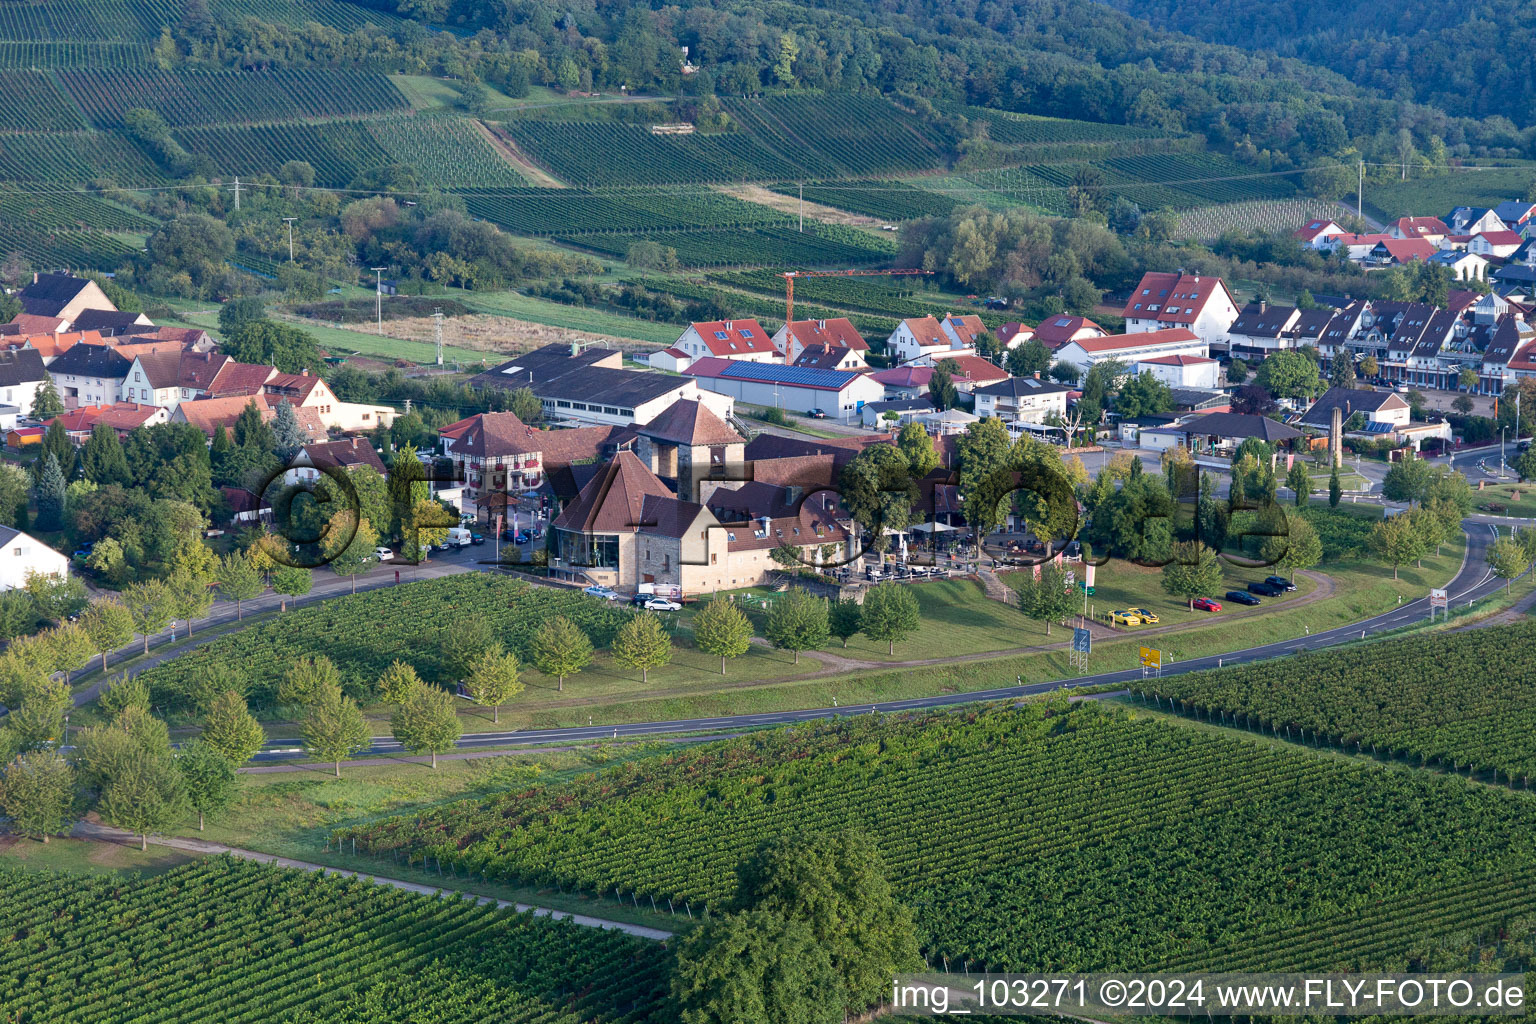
left=1139, top=646, right=1162, bottom=668
left=1072, top=628, right=1091, bottom=654
left=1430, top=588, right=1448, bottom=609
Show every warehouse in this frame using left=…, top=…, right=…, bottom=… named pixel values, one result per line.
left=685, top=358, right=885, bottom=419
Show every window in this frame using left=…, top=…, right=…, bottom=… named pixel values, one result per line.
left=738, top=329, right=752, bottom=339
left=714, top=331, right=728, bottom=340
left=134, top=372, right=141, bottom=381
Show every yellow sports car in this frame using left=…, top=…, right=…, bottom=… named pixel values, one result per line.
left=1109, top=610, right=1143, bottom=626
left=1128, top=608, right=1160, bottom=624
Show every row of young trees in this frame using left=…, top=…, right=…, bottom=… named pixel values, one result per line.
left=0, top=675, right=267, bottom=848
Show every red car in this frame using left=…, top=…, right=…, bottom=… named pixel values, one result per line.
left=1192, top=597, right=1222, bottom=612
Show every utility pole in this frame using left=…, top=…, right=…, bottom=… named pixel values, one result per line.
left=282, top=217, right=296, bottom=262
left=1357, top=160, right=1363, bottom=221
left=372, top=267, right=387, bottom=336
left=798, top=182, right=803, bottom=233
left=232, top=176, right=242, bottom=211
left=433, top=306, right=444, bottom=366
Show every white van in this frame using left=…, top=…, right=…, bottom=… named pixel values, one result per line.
left=445, top=527, right=474, bottom=548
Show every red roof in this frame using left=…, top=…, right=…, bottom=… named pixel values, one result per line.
left=45, top=402, right=163, bottom=435
left=0, top=314, right=67, bottom=336
left=1293, top=219, right=1341, bottom=242
left=942, top=314, right=986, bottom=347
left=1336, top=232, right=1391, bottom=246
left=869, top=365, right=934, bottom=388
left=1066, top=327, right=1201, bottom=353
left=782, top=317, right=867, bottom=352
left=1122, top=272, right=1234, bottom=324
left=687, top=319, right=775, bottom=358
left=1032, top=315, right=1104, bottom=347
left=1378, top=239, right=1437, bottom=263
left=1476, top=230, right=1523, bottom=246
left=1446, top=289, right=1482, bottom=313
left=897, top=316, right=948, bottom=348
left=998, top=322, right=1033, bottom=344
left=1138, top=354, right=1215, bottom=366
left=934, top=354, right=1007, bottom=383
left=657, top=346, right=688, bottom=359
left=207, top=360, right=278, bottom=396
left=1392, top=217, right=1448, bottom=238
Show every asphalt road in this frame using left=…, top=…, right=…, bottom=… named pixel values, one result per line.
left=254, top=519, right=1517, bottom=761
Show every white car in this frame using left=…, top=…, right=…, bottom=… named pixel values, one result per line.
left=374, top=547, right=394, bottom=561
left=584, top=585, right=620, bottom=601
left=642, top=597, right=682, bottom=611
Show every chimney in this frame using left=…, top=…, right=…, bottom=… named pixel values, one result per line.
left=724, top=321, right=733, bottom=330
left=1033, top=371, right=1041, bottom=379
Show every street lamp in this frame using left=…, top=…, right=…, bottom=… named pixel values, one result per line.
left=282, top=217, right=297, bottom=262
left=1502, top=427, right=1507, bottom=477
left=371, top=267, right=387, bottom=336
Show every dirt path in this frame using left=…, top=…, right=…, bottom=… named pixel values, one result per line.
left=72, top=822, right=673, bottom=940
left=477, top=120, right=565, bottom=187
left=716, top=184, right=883, bottom=227
left=283, top=311, right=651, bottom=359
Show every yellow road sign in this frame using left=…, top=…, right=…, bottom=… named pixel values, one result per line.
left=1139, top=646, right=1161, bottom=668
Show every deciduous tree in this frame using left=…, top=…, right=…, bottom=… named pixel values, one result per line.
left=464, top=648, right=522, bottom=723
left=121, top=579, right=172, bottom=654
left=390, top=682, right=461, bottom=769
left=828, top=598, right=862, bottom=648
left=1487, top=536, right=1529, bottom=591
left=859, top=583, right=920, bottom=655
left=302, top=693, right=370, bottom=777
left=215, top=551, right=263, bottom=618
left=530, top=614, right=593, bottom=691
left=1286, top=461, right=1311, bottom=506
left=1015, top=562, right=1075, bottom=634
left=100, top=749, right=187, bottom=850
left=80, top=600, right=134, bottom=671
left=692, top=597, right=753, bottom=674
left=200, top=690, right=265, bottom=765
left=1371, top=513, right=1427, bottom=580
left=0, top=749, right=73, bottom=842
left=612, top=613, right=672, bottom=683
left=270, top=564, right=312, bottom=610
left=175, top=739, right=235, bottom=830
left=1161, top=542, right=1224, bottom=609
left=764, top=590, right=829, bottom=665
left=377, top=660, right=424, bottom=706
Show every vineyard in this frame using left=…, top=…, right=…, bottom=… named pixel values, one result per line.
left=0, top=71, right=86, bottom=131
left=0, top=0, right=400, bottom=41
left=0, top=225, right=141, bottom=271
left=57, top=68, right=408, bottom=128
left=170, top=116, right=523, bottom=189
left=337, top=703, right=1536, bottom=973
left=0, top=40, right=147, bottom=69
left=766, top=179, right=961, bottom=221
left=966, top=152, right=1299, bottom=215
left=0, top=131, right=165, bottom=184
left=556, top=222, right=897, bottom=269
left=708, top=268, right=997, bottom=322
left=134, top=574, right=635, bottom=711
left=504, top=94, right=955, bottom=186
left=0, top=857, right=669, bottom=1024
left=0, top=188, right=156, bottom=232
left=461, top=187, right=789, bottom=236
left=965, top=108, right=1174, bottom=145
left=1143, top=621, right=1536, bottom=783
left=1171, top=198, right=1349, bottom=240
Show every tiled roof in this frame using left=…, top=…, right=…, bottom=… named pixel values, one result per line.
left=174, top=394, right=324, bottom=438
left=17, top=273, right=96, bottom=318
left=687, top=319, right=776, bottom=357
left=207, top=360, right=277, bottom=396
left=0, top=347, right=47, bottom=387
left=1137, top=354, right=1216, bottom=366
left=637, top=494, right=710, bottom=540
left=932, top=354, right=1008, bottom=383
left=782, top=317, right=867, bottom=352
left=1392, top=216, right=1448, bottom=238
left=942, top=313, right=986, bottom=346
left=638, top=398, right=743, bottom=447
left=869, top=365, right=934, bottom=388
left=1376, top=239, right=1437, bottom=263
left=1032, top=315, right=1104, bottom=346
left=792, top=345, right=859, bottom=370
left=1300, top=387, right=1409, bottom=427
left=0, top=314, right=67, bottom=336
left=1067, top=327, right=1201, bottom=353
left=553, top=451, right=673, bottom=533
left=1121, top=272, right=1233, bottom=323
left=300, top=438, right=387, bottom=475
left=1476, top=230, right=1524, bottom=246
left=897, top=315, right=947, bottom=348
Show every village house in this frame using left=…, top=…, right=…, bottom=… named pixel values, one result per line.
left=884, top=316, right=975, bottom=363
left=1053, top=328, right=1209, bottom=379
left=770, top=317, right=869, bottom=363
left=653, top=319, right=777, bottom=371
left=1120, top=272, right=1241, bottom=346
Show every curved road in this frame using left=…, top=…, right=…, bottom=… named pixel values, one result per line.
left=253, top=518, right=1522, bottom=762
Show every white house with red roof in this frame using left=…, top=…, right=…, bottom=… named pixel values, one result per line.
left=1470, top=230, right=1524, bottom=259
left=902, top=352, right=1009, bottom=392
left=885, top=315, right=975, bottom=363
left=1121, top=272, right=1240, bottom=346
left=664, top=319, right=777, bottom=369
left=1368, top=238, right=1438, bottom=266
left=1031, top=315, right=1105, bottom=349
left=1053, top=328, right=1208, bottom=380
left=997, top=322, right=1034, bottom=348
left=647, top=347, right=693, bottom=373
left=771, top=317, right=868, bottom=363
left=1389, top=217, right=1448, bottom=243
left=1134, top=354, right=1220, bottom=390
left=261, top=369, right=395, bottom=433
left=939, top=313, right=987, bottom=349
left=1329, top=232, right=1393, bottom=260
left=1293, top=219, right=1347, bottom=248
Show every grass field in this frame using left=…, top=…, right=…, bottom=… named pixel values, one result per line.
left=1470, top=481, right=1536, bottom=516
left=1364, top=165, right=1536, bottom=222
left=0, top=835, right=195, bottom=875
left=462, top=291, right=681, bottom=344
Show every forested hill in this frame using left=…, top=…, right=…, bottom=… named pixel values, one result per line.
left=131, top=0, right=1536, bottom=166
left=1101, top=0, right=1536, bottom=125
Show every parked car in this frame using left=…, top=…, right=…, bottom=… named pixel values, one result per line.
left=583, top=585, right=620, bottom=601
left=469, top=533, right=486, bottom=546
left=445, top=527, right=474, bottom=548
left=1192, top=597, right=1222, bottom=612
left=72, top=549, right=92, bottom=562
left=1109, top=610, right=1143, bottom=626
left=1225, top=590, right=1261, bottom=606
left=1264, top=575, right=1296, bottom=592
left=374, top=547, right=394, bottom=561
left=643, top=597, right=682, bottom=611
left=807, top=408, right=827, bottom=419
left=1128, top=608, right=1160, bottom=624
left=1248, top=581, right=1285, bottom=597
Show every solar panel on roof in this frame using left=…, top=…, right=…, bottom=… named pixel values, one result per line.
left=719, top=361, right=858, bottom=389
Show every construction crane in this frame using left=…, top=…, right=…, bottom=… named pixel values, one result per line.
left=781, top=268, right=932, bottom=325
